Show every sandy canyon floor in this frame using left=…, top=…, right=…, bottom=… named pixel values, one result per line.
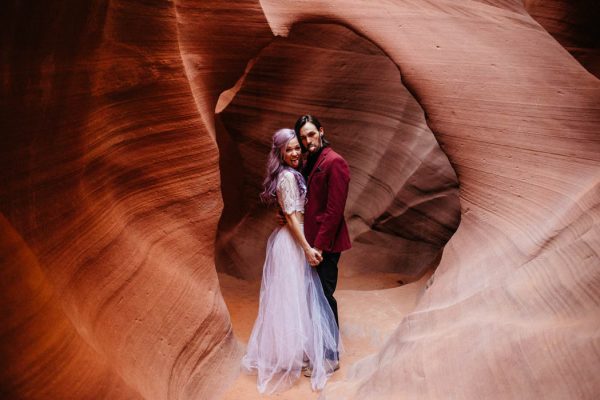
left=219, top=270, right=432, bottom=399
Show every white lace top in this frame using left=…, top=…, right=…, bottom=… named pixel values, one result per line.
left=276, top=170, right=306, bottom=215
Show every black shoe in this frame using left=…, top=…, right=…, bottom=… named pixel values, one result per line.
left=303, top=362, right=339, bottom=377
left=329, top=361, right=340, bottom=373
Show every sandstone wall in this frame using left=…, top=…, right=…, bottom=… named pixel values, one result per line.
left=1, top=1, right=248, bottom=399
left=216, top=22, right=460, bottom=281
left=1, top=1, right=598, bottom=399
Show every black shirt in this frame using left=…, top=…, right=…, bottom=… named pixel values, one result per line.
left=302, top=145, right=327, bottom=180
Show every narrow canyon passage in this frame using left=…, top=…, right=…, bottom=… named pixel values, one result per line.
left=2, top=1, right=599, bottom=399
left=214, top=22, right=460, bottom=285
left=212, top=21, right=461, bottom=397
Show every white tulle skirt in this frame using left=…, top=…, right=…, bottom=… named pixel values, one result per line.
left=242, top=224, right=341, bottom=394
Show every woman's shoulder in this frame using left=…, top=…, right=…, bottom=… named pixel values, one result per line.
left=277, top=169, right=295, bottom=186
left=278, top=169, right=306, bottom=193
left=279, top=168, right=297, bottom=180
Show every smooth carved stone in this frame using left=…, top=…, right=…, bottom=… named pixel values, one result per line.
left=175, top=0, right=273, bottom=139
left=0, top=215, right=143, bottom=400
left=256, top=0, right=600, bottom=398
left=2, top=0, right=599, bottom=399
left=2, top=1, right=249, bottom=399
left=525, top=0, right=600, bottom=78
left=217, top=22, right=460, bottom=281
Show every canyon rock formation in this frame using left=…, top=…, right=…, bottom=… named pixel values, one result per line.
left=216, top=22, right=460, bottom=282
left=2, top=1, right=599, bottom=400
left=525, top=0, right=600, bottom=78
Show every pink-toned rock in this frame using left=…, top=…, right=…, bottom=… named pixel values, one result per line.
left=1, top=1, right=250, bottom=399
left=525, top=0, right=600, bottom=78
left=1, top=1, right=599, bottom=399
left=255, top=0, right=600, bottom=398
left=216, top=22, right=460, bottom=281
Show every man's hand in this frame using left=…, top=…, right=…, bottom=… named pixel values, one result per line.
left=314, top=248, right=323, bottom=259
left=305, top=247, right=323, bottom=267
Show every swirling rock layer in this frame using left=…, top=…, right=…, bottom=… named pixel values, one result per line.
left=217, top=22, right=460, bottom=281
left=1, top=1, right=247, bottom=399
left=525, top=0, right=600, bottom=77
left=1, top=1, right=599, bottom=399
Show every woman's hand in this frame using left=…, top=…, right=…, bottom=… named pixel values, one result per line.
left=305, top=247, right=323, bottom=267
left=275, top=209, right=287, bottom=226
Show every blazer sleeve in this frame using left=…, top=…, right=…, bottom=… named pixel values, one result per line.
left=314, top=156, right=350, bottom=251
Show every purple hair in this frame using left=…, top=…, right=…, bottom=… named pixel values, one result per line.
left=260, top=128, right=307, bottom=205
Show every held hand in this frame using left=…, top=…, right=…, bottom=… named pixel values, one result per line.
left=305, top=247, right=323, bottom=267
left=314, top=248, right=323, bottom=259
left=275, top=209, right=287, bottom=226
left=315, top=250, right=323, bottom=264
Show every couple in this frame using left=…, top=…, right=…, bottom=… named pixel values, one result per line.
left=241, top=115, right=352, bottom=394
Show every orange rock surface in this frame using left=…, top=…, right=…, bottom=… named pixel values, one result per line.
left=2, top=1, right=599, bottom=399
left=216, top=22, right=460, bottom=282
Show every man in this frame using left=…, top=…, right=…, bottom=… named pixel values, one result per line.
left=294, top=114, right=351, bottom=333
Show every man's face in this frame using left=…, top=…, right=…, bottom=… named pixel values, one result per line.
left=299, top=122, right=323, bottom=154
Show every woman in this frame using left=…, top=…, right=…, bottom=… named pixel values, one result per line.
left=242, top=128, right=340, bottom=394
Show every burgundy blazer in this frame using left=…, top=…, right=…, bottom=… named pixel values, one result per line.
left=304, top=147, right=351, bottom=253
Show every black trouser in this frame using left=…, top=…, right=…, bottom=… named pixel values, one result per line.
left=316, top=251, right=340, bottom=328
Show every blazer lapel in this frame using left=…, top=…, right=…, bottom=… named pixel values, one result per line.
left=307, top=147, right=330, bottom=188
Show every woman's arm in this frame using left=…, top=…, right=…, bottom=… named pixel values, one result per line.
left=284, top=211, right=322, bottom=266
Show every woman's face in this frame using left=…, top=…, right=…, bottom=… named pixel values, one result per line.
left=282, top=137, right=301, bottom=169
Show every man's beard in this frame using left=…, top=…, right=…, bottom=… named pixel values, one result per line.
left=308, top=137, right=322, bottom=153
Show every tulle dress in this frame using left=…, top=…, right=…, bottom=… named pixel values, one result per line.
left=242, top=169, right=340, bottom=394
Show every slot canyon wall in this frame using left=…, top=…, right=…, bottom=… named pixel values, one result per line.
left=525, top=0, right=600, bottom=78
left=1, top=1, right=599, bottom=400
left=215, top=22, right=461, bottom=282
